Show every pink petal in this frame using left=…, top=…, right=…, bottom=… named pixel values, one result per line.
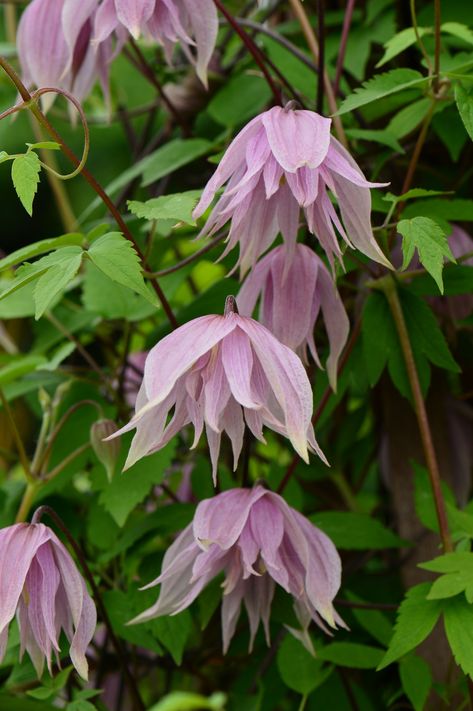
left=115, top=0, right=155, bottom=38
left=262, top=107, right=332, bottom=173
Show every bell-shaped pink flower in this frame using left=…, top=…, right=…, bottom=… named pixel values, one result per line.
left=110, top=297, right=326, bottom=481
left=130, top=486, right=345, bottom=652
left=94, top=0, right=218, bottom=86
left=193, top=105, right=391, bottom=274
left=17, top=0, right=119, bottom=109
left=0, top=523, right=96, bottom=679
left=237, top=244, right=349, bottom=391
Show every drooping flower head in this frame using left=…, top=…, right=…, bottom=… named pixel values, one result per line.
left=110, top=297, right=326, bottom=482
left=17, top=0, right=120, bottom=109
left=131, top=486, right=345, bottom=653
left=237, top=244, right=350, bottom=391
left=0, top=523, right=96, bottom=679
left=94, top=0, right=218, bottom=86
left=193, top=105, right=391, bottom=274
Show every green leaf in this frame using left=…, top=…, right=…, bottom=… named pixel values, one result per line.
left=398, top=217, right=455, bottom=293
left=310, top=511, right=404, bottom=549
left=317, top=642, right=384, bottom=669
left=383, top=188, right=449, bottom=205
left=142, top=138, right=212, bottom=187
left=33, top=251, right=83, bottom=319
left=347, top=594, right=393, bottom=646
left=150, top=610, right=192, bottom=665
left=98, top=440, right=176, bottom=526
left=82, top=262, right=156, bottom=321
left=0, top=354, right=46, bottom=386
left=27, top=667, right=73, bottom=700
left=0, top=246, right=83, bottom=304
left=26, top=141, right=61, bottom=151
left=207, top=74, right=272, bottom=127
left=344, top=128, right=404, bottom=153
left=419, top=552, right=473, bottom=603
left=66, top=701, right=97, bottom=711
left=336, top=69, right=426, bottom=116
left=11, top=151, right=41, bottom=216
left=377, top=583, right=443, bottom=669
left=400, top=289, right=460, bottom=372
left=101, top=589, right=163, bottom=654
left=0, top=693, right=59, bottom=711
left=376, top=27, right=431, bottom=68
left=399, top=655, right=432, bottom=711
left=0, top=233, right=83, bottom=272
left=443, top=597, right=473, bottom=678
left=402, top=198, right=473, bottom=222
left=455, top=83, right=473, bottom=142
left=128, top=190, right=202, bottom=225
left=148, top=692, right=226, bottom=711
left=87, top=232, right=157, bottom=305
left=361, top=291, right=398, bottom=386
left=387, top=98, right=431, bottom=139
left=442, top=22, right=473, bottom=46
left=277, top=635, right=329, bottom=695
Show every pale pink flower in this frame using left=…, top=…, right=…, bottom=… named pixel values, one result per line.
left=193, top=105, right=391, bottom=274
left=17, top=0, right=119, bottom=109
left=110, top=297, right=326, bottom=482
left=0, top=523, right=96, bottom=679
left=94, top=0, right=218, bottom=86
left=130, top=486, right=345, bottom=653
left=237, top=244, right=349, bottom=391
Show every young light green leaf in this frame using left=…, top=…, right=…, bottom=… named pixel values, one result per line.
left=148, top=692, right=226, bottom=711
left=455, top=83, right=473, bottom=142
left=376, top=27, right=431, bottom=68
left=11, top=151, right=41, bottom=216
left=383, top=189, right=449, bottom=205
left=398, top=217, right=455, bottom=292
left=443, top=597, right=473, bottom=678
left=26, top=141, right=61, bottom=151
left=399, top=655, right=432, bottom=711
left=0, top=354, right=47, bottom=386
left=377, top=583, right=443, bottom=669
left=0, top=150, right=10, bottom=163
left=442, top=22, right=473, bottom=46
left=336, top=69, right=426, bottom=116
left=128, top=190, right=202, bottom=225
left=310, top=511, right=405, bottom=549
left=0, top=233, right=83, bottom=272
left=87, top=232, right=157, bottom=305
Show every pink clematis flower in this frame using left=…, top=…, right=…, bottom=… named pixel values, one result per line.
left=94, top=0, right=218, bottom=86
left=110, top=297, right=326, bottom=481
left=0, top=523, right=96, bottom=679
left=17, top=0, right=119, bottom=109
left=193, top=105, right=391, bottom=274
left=130, top=486, right=345, bottom=653
left=237, top=244, right=350, bottom=391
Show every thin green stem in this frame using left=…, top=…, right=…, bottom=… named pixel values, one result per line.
left=0, top=388, right=34, bottom=483
left=15, top=482, right=40, bottom=523
left=410, top=0, right=433, bottom=75
left=433, top=0, right=441, bottom=93
left=381, top=275, right=452, bottom=552
left=44, top=442, right=91, bottom=482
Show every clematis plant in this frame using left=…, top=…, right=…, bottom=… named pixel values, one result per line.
left=193, top=104, right=391, bottom=273
left=0, top=523, right=96, bottom=679
left=110, top=297, right=327, bottom=481
left=130, top=486, right=345, bottom=653
left=237, top=243, right=350, bottom=390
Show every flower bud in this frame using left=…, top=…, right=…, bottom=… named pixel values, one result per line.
left=90, top=419, right=121, bottom=482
